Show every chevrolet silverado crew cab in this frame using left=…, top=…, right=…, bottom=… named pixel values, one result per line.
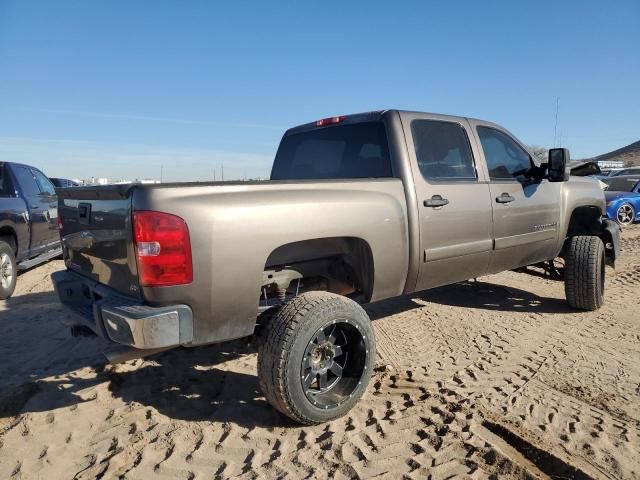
left=52, top=110, right=620, bottom=424
left=1, top=162, right=61, bottom=299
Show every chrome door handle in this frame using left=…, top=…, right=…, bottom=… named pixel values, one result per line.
left=424, top=195, right=450, bottom=207
left=496, top=193, right=515, bottom=204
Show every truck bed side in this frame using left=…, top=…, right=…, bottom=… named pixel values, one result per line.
left=132, top=179, right=409, bottom=345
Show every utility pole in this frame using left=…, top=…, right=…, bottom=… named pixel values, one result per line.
left=213, top=169, right=216, bottom=181
left=553, top=97, right=559, bottom=147
left=160, top=165, right=164, bottom=183
left=221, top=163, right=224, bottom=181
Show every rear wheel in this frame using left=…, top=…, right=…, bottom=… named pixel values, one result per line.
left=257, top=291, right=375, bottom=425
left=0, top=241, right=17, bottom=300
left=564, top=235, right=605, bottom=311
left=616, top=203, right=635, bottom=226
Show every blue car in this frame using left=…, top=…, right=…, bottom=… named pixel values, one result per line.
left=603, top=175, right=640, bottom=225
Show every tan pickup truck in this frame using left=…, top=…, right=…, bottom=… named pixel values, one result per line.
left=52, top=110, right=620, bottom=424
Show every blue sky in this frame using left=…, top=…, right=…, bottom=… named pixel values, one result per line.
left=0, top=1, right=638, bottom=181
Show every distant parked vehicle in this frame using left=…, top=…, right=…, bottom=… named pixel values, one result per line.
left=569, top=160, right=601, bottom=177
left=608, top=167, right=640, bottom=177
left=603, top=175, right=640, bottom=225
left=50, top=178, right=79, bottom=188
left=0, top=162, right=61, bottom=299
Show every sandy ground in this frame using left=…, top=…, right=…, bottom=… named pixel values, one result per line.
left=1, top=226, right=639, bottom=480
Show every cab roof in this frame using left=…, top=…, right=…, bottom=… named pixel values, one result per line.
left=283, top=109, right=495, bottom=136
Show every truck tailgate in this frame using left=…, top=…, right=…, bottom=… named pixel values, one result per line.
left=57, top=186, right=140, bottom=298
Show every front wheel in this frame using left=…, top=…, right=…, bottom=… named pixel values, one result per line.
left=564, top=235, right=605, bottom=311
left=0, top=241, right=17, bottom=300
left=257, top=291, right=375, bottom=425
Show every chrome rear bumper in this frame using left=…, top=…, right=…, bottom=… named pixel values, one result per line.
left=51, top=270, right=193, bottom=349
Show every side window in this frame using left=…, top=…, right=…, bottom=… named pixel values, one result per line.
left=32, top=169, right=56, bottom=195
left=0, top=165, right=15, bottom=196
left=411, top=120, right=477, bottom=181
left=12, top=166, right=41, bottom=198
left=477, top=127, right=533, bottom=181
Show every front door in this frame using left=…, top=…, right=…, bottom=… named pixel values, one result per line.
left=402, top=113, right=494, bottom=291
left=470, top=122, right=562, bottom=273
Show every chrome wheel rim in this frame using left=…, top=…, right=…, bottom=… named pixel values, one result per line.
left=0, top=253, right=14, bottom=290
left=617, top=204, right=634, bottom=225
left=301, top=320, right=367, bottom=409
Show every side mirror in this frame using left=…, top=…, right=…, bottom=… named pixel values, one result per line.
left=547, top=148, right=570, bottom=182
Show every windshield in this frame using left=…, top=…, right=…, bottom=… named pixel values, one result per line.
left=271, top=122, right=392, bottom=180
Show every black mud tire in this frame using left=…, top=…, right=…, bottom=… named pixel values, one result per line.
left=257, top=291, right=375, bottom=425
left=0, top=241, right=17, bottom=300
left=564, top=235, right=605, bottom=311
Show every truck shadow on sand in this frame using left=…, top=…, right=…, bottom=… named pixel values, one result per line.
left=104, top=344, right=292, bottom=427
left=1, top=278, right=570, bottom=427
left=0, top=291, right=291, bottom=428
left=1, top=337, right=290, bottom=428
left=421, top=280, right=573, bottom=314
left=367, top=279, right=573, bottom=320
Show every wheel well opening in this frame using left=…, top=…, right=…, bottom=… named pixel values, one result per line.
left=566, top=206, right=602, bottom=237
left=260, top=237, right=374, bottom=308
left=0, top=227, right=17, bottom=255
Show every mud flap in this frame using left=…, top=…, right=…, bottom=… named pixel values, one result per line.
left=601, top=218, right=620, bottom=266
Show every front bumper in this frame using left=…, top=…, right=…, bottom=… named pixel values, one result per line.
left=51, top=270, right=193, bottom=349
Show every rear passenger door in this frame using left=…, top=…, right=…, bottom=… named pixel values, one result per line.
left=402, top=113, right=494, bottom=291
left=470, top=122, right=562, bottom=273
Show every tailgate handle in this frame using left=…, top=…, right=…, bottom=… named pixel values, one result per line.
left=78, top=202, right=91, bottom=224
left=424, top=195, right=449, bottom=208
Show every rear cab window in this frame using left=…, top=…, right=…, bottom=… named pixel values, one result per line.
left=271, top=122, right=392, bottom=180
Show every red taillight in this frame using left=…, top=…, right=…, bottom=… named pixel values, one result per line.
left=133, top=211, right=193, bottom=287
left=57, top=215, right=63, bottom=230
left=316, top=115, right=346, bottom=127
